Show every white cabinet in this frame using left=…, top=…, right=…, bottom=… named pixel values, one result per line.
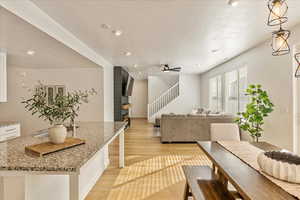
left=0, top=52, right=7, bottom=102
left=0, top=124, right=20, bottom=142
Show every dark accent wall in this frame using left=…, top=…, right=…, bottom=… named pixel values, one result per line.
left=114, top=67, right=130, bottom=126
left=114, top=66, right=123, bottom=121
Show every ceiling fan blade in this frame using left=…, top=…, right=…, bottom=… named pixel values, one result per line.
left=169, top=69, right=181, bottom=72
left=171, top=67, right=181, bottom=70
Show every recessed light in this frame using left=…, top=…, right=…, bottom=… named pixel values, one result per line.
left=27, top=50, right=35, bottom=55
left=228, top=0, right=239, bottom=7
left=212, top=49, right=220, bottom=53
left=124, top=51, right=132, bottom=56
left=112, top=30, right=122, bottom=36
left=101, top=24, right=111, bottom=29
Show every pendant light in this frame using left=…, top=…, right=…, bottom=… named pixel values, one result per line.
left=267, top=0, right=288, bottom=26
left=294, top=53, right=300, bottom=78
left=271, top=26, right=290, bottom=56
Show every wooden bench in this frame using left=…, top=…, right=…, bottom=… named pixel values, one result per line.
left=182, top=166, right=236, bottom=200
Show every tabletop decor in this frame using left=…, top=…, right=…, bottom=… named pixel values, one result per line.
left=235, top=84, right=274, bottom=142
left=257, top=151, right=300, bottom=184
left=25, top=138, right=85, bottom=157
left=217, top=141, right=300, bottom=198
left=22, top=82, right=96, bottom=144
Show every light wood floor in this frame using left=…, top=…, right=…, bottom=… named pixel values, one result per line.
left=85, top=119, right=210, bottom=200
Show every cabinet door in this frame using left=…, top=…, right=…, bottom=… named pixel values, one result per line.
left=0, top=124, right=20, bottom=142
left=0, top=52, right=7, bottom=102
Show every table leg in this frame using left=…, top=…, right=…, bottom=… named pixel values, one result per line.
left=69, top=174, right=79, bottom=200
left=217, top=170, right=228, bottom=189
left=183, top=182, right=190, bottom=200
left=212, top=163, right=216, bottom=173
left=119, top=130, right=125, bottom=168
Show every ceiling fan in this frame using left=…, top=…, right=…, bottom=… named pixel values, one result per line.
left=161, top=64, right=181, bottom=72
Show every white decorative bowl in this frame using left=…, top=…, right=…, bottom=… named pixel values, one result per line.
left=257, top=151, right=300, bottom=184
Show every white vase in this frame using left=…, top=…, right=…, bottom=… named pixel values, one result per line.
left=48, top=125, right=67, bottom=144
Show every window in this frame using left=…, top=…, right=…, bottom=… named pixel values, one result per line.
left=238, top=67, right=248, bottom=112
left=224, top=66, right=248, bottom=114
left=209, top=75, right=222, bottom=112
left=208, top=66, right=248, bottom=115
left=225, top=70, right=238, bottom=114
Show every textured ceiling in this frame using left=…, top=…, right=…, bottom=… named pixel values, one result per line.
left=30, top=0, right=300, bottom=78
left=0, top=6, right=99, bottom=69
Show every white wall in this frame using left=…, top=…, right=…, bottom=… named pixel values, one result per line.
left=149, top=74, right=201, bottom=122
left=164, top=75, right=201, bottom=113
left=148, top=75, right=179, bottom=103
left=0, top=66, right=104, bottom=136
left=0, top=1, right=115, bottom=123
left=103, top=65, right=114, bottom=121
left=200, top=24, right=300, bottom=151
left=293, top=45, right=300, bottom=155
left=130, top=80, right=148, bottom=118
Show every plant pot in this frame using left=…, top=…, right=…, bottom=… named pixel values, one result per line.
left=48, top=125, right=67, bottom=144
left=252, top=136, right=259, bottom=143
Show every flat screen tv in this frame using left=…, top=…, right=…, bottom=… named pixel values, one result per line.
left=122, top=75, right=134, bottom=96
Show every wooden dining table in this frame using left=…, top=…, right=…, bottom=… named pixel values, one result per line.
left=197, top=141, right=297, bottom=200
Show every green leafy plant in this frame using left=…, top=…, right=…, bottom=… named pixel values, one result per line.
left=235, top=84, right=274, bottom=142
left=22, top=82, right=96, bottom=126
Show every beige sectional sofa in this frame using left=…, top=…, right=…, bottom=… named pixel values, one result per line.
left=160, top=114, right=235, bottom=143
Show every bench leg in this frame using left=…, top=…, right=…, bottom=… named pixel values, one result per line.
left=217, top=170, right=241, bottom=199
left=217, top=170, right=228, bottom=189
left=184, top=182, right=190, bottom=200
left=230, top=191, right=243, bottom=199
left=212, top=163, right=216, bottom=173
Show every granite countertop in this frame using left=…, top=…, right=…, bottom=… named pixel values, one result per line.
left=0, top=121, right=20, bottom=128
left=0, top=121, right=126, bottom=173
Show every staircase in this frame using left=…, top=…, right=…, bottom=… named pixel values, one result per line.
left=148, top=82, right=180, bottom=121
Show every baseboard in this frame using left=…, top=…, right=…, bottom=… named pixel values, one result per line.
left=130, top=117, right=147, bottom=119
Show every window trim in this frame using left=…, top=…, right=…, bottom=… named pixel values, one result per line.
left=208, top=65, right=248, bottom=114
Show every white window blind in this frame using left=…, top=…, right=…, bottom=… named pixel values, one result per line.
left=238, top=67, right=248, bottom=112
left=209, top=75, right=222, bottom=112
left=209, top=66, right=248, bottom=115
left=225, top=70, right=238, bottom=114
left=224, top=66, right=248, bottom=114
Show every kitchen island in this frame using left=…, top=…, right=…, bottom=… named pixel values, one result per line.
left=0, top=121, right=126, bottom=200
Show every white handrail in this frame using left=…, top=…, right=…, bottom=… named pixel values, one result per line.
left=148, top=82, right=180, bottom=119
left=150, top=82, right=179, bottom=105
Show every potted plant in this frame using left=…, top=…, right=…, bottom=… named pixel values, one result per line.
left=22, top=82, right=96, bottom=144
left=235, top=84, right=274, bottom=142
left=67, top=89, right=97, bottom=137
